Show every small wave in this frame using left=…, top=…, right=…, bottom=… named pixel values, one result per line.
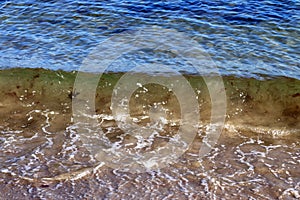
left=0, top=68, right=299, bottom=199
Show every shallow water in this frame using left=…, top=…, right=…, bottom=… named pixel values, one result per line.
left=0, top=1, right=300, bottom=199
left=0, top=0, right=299, bottom=79
left=0, top=69, right=299, bottom=199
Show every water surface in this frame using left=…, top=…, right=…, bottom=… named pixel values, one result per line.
left=0, top=0, right=299, bottom=78
left=0, top=1, right=300, bottom=199
left=0, top=69, right=299, bottom=199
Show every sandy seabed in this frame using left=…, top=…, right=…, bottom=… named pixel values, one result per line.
left=0, top=68, right=299, bottom=199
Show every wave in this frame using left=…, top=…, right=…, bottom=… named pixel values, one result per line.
left=0, top=68, right=299, bottom=136
left=0, top=68, right=300, bottom=134
left=0, top=68, right=299, bottom=199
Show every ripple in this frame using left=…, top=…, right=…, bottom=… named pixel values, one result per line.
left=0, top=0, right=299, bottom=79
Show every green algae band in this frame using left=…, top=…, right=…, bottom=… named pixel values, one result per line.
left=0, top=68, right=299, bottom=135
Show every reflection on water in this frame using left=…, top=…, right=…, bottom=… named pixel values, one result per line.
left=0, top=0, right=299, bottom=79
left=0, top=69, right=299, bottom=199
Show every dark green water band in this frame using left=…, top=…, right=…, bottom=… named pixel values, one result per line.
left=0, top=68, right=299, bottom=136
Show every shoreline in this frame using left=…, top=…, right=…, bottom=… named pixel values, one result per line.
left=0, top=67, right=299, bottom=199
left=0, top=67, right=299, bottom=136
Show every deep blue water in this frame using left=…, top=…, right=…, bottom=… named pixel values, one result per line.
left=0, top=0, right=299, bottom=79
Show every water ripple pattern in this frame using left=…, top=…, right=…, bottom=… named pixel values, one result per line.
left=0, top=0, right=299, bottom=79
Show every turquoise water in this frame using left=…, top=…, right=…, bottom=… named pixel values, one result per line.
left=0, top=0, right=299, bottom=79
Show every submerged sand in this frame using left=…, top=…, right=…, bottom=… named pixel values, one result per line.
left=0, top=68, right=299, bottom=199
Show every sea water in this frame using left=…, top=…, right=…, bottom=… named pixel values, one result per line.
left=0, top=1, right=299, bottom=199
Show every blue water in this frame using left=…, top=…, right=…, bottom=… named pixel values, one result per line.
left=0, top=0, right=299, bottom=79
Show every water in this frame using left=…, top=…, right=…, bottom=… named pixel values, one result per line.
left=0, top=1, right=300, bottom=199
left=0, top=69, right=299, bottom=199
left=0, top=0, right=299, bottom=78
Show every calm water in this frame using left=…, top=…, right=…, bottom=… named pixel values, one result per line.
left=0, top=0, right=299, bottom=79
